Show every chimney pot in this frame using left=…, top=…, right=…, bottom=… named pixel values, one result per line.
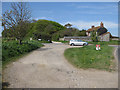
left=100, top=22, right=104, bottom=27
left=92, top=25, right=94, bottom=28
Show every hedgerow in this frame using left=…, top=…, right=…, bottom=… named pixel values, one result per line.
left=2, top=40, right=43, bottom=64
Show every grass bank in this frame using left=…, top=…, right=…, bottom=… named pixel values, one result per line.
left=64, top=45, right=115, bottom=71
left=2, top=40, right=43, bottom=67
left=88, top=40, right=119, bottom=45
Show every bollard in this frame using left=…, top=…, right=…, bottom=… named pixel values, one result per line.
left=96, top=45, right=99, bottom=50
left=96, top=44, right=100, bottom=50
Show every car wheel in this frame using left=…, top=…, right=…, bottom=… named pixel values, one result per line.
left=71, top=43, right=74, bottom=46
left=83, top=43, right=86, bottom=46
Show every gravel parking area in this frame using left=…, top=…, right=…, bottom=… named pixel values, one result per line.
left=3, top=43, right=118, bottom=88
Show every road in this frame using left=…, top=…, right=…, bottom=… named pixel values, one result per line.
left=3, top=43, right=118, bottom=88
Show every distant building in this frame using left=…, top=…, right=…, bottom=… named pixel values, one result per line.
left=86, top=22, right=110, bottom=41
left=61, top=22, right=114, bottom=42
left=63, top=36, right=91, bottom=41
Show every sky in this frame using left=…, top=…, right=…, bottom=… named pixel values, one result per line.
left=2, top=2, right=119, bottom=36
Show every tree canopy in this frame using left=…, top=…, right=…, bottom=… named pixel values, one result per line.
left=27, top=20, right=65, bottom=41
left=2, top=2, right=31, bottom=44
left=2, top=17, right=87, bottom=41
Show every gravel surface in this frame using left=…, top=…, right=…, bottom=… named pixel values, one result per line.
left=3, top=43, right=118, bottom=88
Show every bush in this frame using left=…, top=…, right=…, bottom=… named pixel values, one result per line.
left=52, top=33, right=60, bottom=41
left=2, top=40, right=43, bottom=64
left=91, top=31, right=99, bottom=42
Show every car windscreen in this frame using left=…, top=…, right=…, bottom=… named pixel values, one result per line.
left=77, top=40, right=82, bottom=42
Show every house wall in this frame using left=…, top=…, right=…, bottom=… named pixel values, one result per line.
left=99, top=33, right=110, bottom=41
left=111, top=38, right=119, bottom=40
left=59, top=38, right=64, bottom=41
left=86, top=32, right=91, bottom=36
left=61, top=33, right=110, bottom=42
left=63, top=36, right=92, bottom=41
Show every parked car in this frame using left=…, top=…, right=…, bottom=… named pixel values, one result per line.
left=69, top=39, right=88, bottom=46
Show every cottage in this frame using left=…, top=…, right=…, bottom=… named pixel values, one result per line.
left=86, top=22, right=110, bottom=41
left=61, top=22, right=112, bottom=42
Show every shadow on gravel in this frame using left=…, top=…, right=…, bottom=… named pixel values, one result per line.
left=2, top=82, right=10, bottom=88
left=36, top=48, right=52, bottom=51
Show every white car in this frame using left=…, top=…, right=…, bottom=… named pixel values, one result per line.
left=69, top=39, right=88, bottom=46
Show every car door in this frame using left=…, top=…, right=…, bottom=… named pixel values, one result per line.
left=73, top=40, right=77, bottom=45
left=77, top=40, right=82, bottom=45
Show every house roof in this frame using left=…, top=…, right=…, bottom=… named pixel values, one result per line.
left=86, top=22, right=105, bottom=32
left=99, top=32, right=110, bottom=36
left=86, top=26, right=100, bottom=32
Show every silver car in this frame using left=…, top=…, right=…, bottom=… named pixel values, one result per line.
left=69, top=39, right=88, bottom=46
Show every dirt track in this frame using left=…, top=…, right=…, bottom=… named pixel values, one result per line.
left=3, top=43, right=118, bottom=88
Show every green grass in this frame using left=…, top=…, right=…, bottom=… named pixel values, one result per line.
left=64, top=45, right=115, bottom=71
left=2, top=40, right=43, bottom=67
left=88, top=40, right=119, bottom=45
left=59, top=41, right=69, bottom=43
left=55, top=40, right=119, bottom=45
left=38, top=40, right=51, bottom=43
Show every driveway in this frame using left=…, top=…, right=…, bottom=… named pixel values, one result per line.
left=3, top=43, right=118, bottom=88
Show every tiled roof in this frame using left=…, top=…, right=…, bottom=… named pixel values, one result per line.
left=99, top=32, right=110, bottom=36
left=86, top=26, right=100, bottom=32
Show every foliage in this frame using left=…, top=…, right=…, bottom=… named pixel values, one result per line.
left=88, top=40, right=119, bottom=45
left=28, top=20, right=65, bottom=41
left=38, top=40, right=51, bottom=43
left=64, top=45, right=115, bottom=71
left=2, top=15, right=88, bottom=42
left=79, top=30, right=87, bottom=36
left=91, top=30, right=98, bottom=42
left=2, top=40, right=43, bottom=65
left=58, top=28, right=87, bottom=38
left=33, top=32, right=51, bottom=41
left=2, top=2, right=31, bottom=44
left=52, top=33, right=60, bottom=41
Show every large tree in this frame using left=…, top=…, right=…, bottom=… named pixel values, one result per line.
left=30, top=20, right=65, bottom=41
left=2, top=2, right=31, bottom=44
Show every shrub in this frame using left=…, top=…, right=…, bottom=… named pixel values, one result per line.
left=52, top=33, right=60, bottom=41
left=2, top=40, right=43, bottom=64
left=91, top=31, right=99, bottom=42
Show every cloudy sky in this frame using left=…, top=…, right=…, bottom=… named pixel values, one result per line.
left=2, top=2, right=118, bottom=36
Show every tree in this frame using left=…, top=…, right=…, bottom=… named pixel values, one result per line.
left=31, top=19, right=37, bottom=23
left=79, top=30, right=87, bottom=36
left=2, top=2, right=31, bottom=44
left=52, top=33, right=60, bottom=41
left=31, top=20, right=65, bottom=40
left=91, top=31, right=98, bottom=42
left=64, top=23, right=72, bottom=28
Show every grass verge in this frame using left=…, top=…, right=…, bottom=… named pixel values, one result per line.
left=64, top=45, right=115, bottom=71
left=88, top=40, right=119, bottom=45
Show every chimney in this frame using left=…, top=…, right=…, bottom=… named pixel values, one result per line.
left=100, top=22, right=104, bottom=27
left=91, top=25, right=94, bottom=28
